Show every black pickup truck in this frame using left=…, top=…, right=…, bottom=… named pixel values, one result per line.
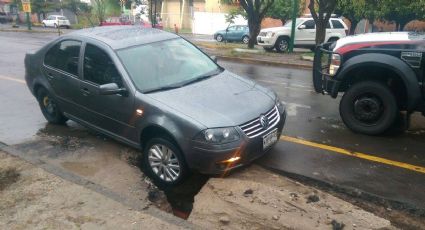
left=313, top=32, right=425, bottom=135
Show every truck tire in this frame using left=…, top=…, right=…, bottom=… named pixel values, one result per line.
left=339, top=81, right=398, bottom=135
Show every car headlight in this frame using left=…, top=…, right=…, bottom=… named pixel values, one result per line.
left=194, top=127, right=240, bottom=144
left=275, top=96, right=285, bottom=114
left=267, top=31, right=275, bottom=37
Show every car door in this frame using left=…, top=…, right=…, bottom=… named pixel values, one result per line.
left=79, top=42, right=137, bottom=139
left=295, top=20, right=316, bottom=45
left=42, top=39, right=83, bottom=116
left=225, top=26, right=237, bottom=41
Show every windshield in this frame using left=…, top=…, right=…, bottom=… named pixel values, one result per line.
left=283, top=19, right=303, bottom=27
left=117, top=38, right=221, bottom=93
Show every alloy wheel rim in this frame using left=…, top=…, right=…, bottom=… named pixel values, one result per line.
left=43, top=96, right=56, bottom=115
left=279, top=40, right=288, bottom=51
left=148, top=144, right=181, bottom=182
left=217, top=35, right=223, bottom=42
left=243, top=37, right=249, bottom=44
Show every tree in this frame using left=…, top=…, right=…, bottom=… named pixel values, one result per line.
left=223, top=0, right=275, bottom=48
left=335, top=0, right=364, bottom=35
left=28, top=0, right=58, bottom=22
left=62, top=0, right=91, bottom=24
left=308, top=0, right=338, bottom=45
left=266, top=0, right=305, bottom=25
left=380, top=0, right=424, bottom=31
left=93, top=0, right=106, bottom=24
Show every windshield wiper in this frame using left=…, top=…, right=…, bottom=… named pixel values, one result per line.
left=180, top=68, right=223, bottom=87
left=143, top=84, right=182, bottom=94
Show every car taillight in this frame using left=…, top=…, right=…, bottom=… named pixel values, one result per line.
left=329, top=54, right=341, bottom=76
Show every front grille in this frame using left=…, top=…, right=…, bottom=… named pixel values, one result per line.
left=239, top=106, right=280, bottom=138
left=259, top=32, right=267, bottom=37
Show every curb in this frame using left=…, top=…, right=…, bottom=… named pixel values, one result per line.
left=0, top=143, right=196, bottom=229
left=0, top=28, right=63, bottom=34
left=216, top=55, right=312, bottom=70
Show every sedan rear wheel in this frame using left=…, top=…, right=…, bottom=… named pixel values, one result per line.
left=242, top=35, right=249, bottom=44
left=143, top=137, right=188, bottom=187
left=36, top=88, right=68, bottom=124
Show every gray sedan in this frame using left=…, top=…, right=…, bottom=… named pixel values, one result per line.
left=25, top=26, right=286, bottom=187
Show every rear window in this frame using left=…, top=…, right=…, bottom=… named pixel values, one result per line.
left=332, top=20, right=345, bottom=29
left=45, top=40, right=81, bottom=76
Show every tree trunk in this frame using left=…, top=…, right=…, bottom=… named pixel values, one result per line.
left=315, top=20, right=326, bottom=45
left=399, top=21, right=408, bottom=31
left=349, top=20, right=358, bottom=35
left=248, top=17, right=261, bottom=49
left=395, top=22, right=400, bottom=31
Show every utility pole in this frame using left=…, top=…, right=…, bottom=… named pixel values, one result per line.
left=21, top=0, right=32, bottom=30
left=288, top=0, right=298, bottom=53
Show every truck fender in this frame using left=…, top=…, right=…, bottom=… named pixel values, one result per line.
left=336, top=53, right=422, bottom=111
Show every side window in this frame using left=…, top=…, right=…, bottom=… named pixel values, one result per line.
left=83, top=44, right=122, bottom=87
left=303, top=20, right=315, bottom=29
left=44, top=40, right=81, bottom=76
left=227, top=26, right=236, bottom=31
left=332, top=20, right=345, bottom=29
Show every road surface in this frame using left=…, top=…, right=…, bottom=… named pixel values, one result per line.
left=0, top=31, right=424, bottom=210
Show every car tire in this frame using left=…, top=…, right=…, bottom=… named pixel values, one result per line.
left=143, top=137, right=188, bottom=188
left=339, top=81, right=398, bottom=135
left=36, top=87, right=68, bottom=125
left=42, top=23, right=46, bottom=27
left=216, top=34, right=224, bottom=42
left=242, top=35, right=249, bottom=44
left=54, top=23, right=58, bottom=28
left=275, top=37, right=289, bottom=53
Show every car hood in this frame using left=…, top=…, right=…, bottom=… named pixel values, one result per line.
left=333, top=32, right=425, bottom=52
left=261, top=27, right=290, bottom=33
left=147, top=71, right=276, bottom=128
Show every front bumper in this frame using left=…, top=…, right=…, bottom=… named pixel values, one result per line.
left=186, top=110, right=286, bottom=175
left=313, top=43, right=341, bottom=98
left=256, top=36, right=275, bottom=48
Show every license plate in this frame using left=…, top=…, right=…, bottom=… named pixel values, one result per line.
left=263, top=129, right=278, bottom=150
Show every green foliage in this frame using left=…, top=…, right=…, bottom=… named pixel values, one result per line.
left=62, top=0, right=91, bottom=15
left=225, top=7, right=246, bottom=24
left=379, top=0, right=425, bottom=30
left=93, top=0, right=107, bottom=23
left=266, top=0, right=302, bottom=24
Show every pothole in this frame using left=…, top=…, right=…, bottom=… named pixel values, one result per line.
left=128, top=154, right=208, bottom=219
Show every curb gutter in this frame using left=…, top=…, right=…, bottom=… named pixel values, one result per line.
left=0, top=143, right=195, bottom=229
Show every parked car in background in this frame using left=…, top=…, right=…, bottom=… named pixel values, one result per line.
left=0, top=12, right=13, bottom=24
left=214, top=25, right=250, bottom=44
left=313, top=32, right=425, bottom=135
left=140, top=19, right=163, bottom=29
left=42, top=15, right=71, bottom=28
left=100, top=16, right=132, bottom=26
left=24, top=26, right=286, bottom=187
left=257, top=17, right=348, bottom=52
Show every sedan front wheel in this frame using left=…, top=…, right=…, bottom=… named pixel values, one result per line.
left=143, top=137, right=188, bottom=187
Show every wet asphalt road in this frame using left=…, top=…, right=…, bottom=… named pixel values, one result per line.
left=0, top=31, right=424, bottom=209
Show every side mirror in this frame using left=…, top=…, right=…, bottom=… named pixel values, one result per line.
left=99, top=83, right=127, bottom=96
left=298, top=25, right=306, bottom=30
left=210, top=55, right=217, bottom=63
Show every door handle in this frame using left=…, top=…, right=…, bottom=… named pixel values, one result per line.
left=81, top=88, right=91, bottom=96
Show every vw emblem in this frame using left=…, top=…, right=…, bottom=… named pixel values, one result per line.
left=259, top=115, right=269, bottom=129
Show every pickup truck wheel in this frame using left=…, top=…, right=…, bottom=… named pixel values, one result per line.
left=143, top=137, right=188, bottom=188
left=275, top=37, right=289, bottom=53
left=36, top=88, right=68, bottom=125
left=340, top=81, right=398, bottom=135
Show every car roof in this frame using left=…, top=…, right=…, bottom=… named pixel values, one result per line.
left=66, top=26, right=179, bottom=50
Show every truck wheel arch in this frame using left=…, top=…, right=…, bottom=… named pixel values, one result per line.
left=336, top=53, right=422, bottom=111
